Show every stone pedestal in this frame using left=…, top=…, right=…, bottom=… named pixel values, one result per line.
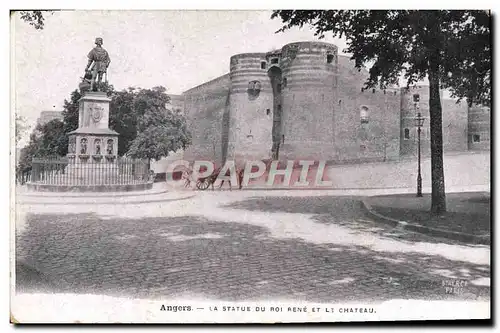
left=67, top=91, right=120, bottom=178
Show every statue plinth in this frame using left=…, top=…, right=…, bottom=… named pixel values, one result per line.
left=67, top=91, right=119, bottom=167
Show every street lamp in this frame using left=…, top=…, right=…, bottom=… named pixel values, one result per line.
left=413, top=94, right=425, bottom=197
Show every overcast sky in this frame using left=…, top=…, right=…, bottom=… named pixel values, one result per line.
left=13, top=10, right=348, bottom=128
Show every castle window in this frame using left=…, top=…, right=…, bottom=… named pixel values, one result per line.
left=372, top=88, right=376, bottom=94
left=327, top=54, right=334, bottom=64
left=473, top=134, right=481, bottom=142
left=404, top=128, right=410, bottom=140
left=266, top=109, right=270, bottom=115
left=282, top=134, right=285, bottom=144
left=261, top=61, right=267, bottom=69
left=283, top=77, right=287, bottom=87
left=413, top=94, right=420, bottom=103
left=271, top=58, right=279, bottom=64
left=360, top=106, right=369, bottom=124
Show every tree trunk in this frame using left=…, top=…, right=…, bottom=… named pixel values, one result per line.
left=428, top=64, right=447, bottom=215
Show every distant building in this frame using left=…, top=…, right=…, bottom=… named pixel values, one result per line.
left=36, top=110, right=63, bottom=127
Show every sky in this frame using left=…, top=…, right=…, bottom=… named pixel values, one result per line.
left=12, top=10, right=348, bottom=131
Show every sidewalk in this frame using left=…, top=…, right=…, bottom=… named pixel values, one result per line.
left=362, top=192, right=491, bottom=245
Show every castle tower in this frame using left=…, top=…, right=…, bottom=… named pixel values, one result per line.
left=279, top=41, right=339, bottom=160
left=227, top=53, right=275, bottom=162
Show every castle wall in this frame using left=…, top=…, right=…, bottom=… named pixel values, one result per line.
left=227, top=53, right=274, bottom=161
left=400, top=86, right=468, bottom=157
left=167, top=94, right=185, bottom=112
left=468, top=105, right=491, bottom=151
left=335, top=55, right=401, bottom=163
left=182, top=74, right=230, bottom=164
left=442, top=98, right=468, bottom=152
left=180, top=41, right=482, bottom=166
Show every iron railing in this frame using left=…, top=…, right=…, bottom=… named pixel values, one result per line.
left=29, top=157, right=152, bottom=186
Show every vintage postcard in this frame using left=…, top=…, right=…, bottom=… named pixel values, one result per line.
left=11, top=9, right=491, bottom=324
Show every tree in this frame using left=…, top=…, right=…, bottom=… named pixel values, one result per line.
left=17, top=10, right=54, bottom=30
left=127, top=88, right=191, bottom=162
left=15, top=114, right=29, bottom=144
left=16, top=119, right=66, bottom=176
left=109, top=87, right=138, bottom=155
left=271, top=10, right=491, bottom=214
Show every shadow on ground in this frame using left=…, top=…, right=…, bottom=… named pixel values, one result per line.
left=223, top=196, right=478, bottom=245
left=16, top=210, right=490, bottom=302
left=367, top=192, right=491, bottom=236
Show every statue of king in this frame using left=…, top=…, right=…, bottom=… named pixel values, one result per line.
left=85, top=37, right=111, bottom=92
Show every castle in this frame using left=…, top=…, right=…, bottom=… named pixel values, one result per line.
left=176, top=41, right=490, bottom=165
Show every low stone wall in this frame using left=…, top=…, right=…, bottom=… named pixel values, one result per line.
left=27, top=182, right=154, bottom=193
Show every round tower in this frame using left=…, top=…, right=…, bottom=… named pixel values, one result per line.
left=227, top=53, right=274, bottom=162
left=279, top=41, right=339, bottom=160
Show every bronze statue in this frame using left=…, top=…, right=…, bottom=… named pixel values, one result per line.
left=85, top=37, right=111, bottom=92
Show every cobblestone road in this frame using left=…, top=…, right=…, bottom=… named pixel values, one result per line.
left=15, top=191, right=490, bottom=303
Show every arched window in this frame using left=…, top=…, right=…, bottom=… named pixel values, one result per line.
left=283, top=77, right=287, bottom=87
left=261, top=61, right=267, bottom=69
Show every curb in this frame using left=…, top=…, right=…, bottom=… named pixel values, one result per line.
left=16, top=194, right=196, bottom=206
left=361, top=199, right=491, bottom=245
left=17, top=188, right=168, bottom=198
left=239, top=186, right=408, bottom=191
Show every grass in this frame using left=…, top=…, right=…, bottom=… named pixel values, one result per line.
left=369, top=192, right=490, bottom=236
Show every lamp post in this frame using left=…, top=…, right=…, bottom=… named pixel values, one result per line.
left=413, top=94, right=425, bottom=197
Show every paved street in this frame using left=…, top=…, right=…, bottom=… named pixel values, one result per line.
left=15, top=190, right=490, bottom=303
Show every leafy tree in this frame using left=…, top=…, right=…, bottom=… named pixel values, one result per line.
left=36, top=119, right=67, bottom=156
left=127, top=89, right=191, bottom=162
left=271, top=10, right=491, bottom=214
left=109, top=88, right=138, bottom=155
left=15, top=114, right=29, bottom=144
left=59, top=89, right=82, bottom=155
left=17, top=10, right=54, bottom=30
left=16, top=119, right=66, bottom=176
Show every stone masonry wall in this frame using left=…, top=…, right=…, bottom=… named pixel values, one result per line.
left=182, top=74, right=230, bottom=164
left=335, top=55, right=401, bottom=163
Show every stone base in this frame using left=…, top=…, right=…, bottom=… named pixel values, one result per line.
left=27, top=182, right=154, bottom=193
